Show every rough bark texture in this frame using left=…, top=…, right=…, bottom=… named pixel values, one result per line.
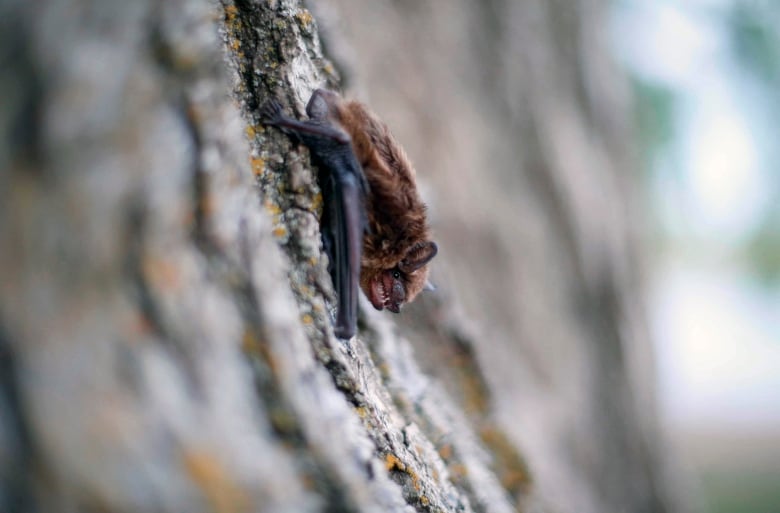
left=0, top=1, right=686, bottom=513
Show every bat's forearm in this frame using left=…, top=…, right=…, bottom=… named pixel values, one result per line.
left=263, top=106, right=350, bottom=145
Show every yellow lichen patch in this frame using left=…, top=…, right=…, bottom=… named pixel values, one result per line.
left=272, top=225, right=288, bottom=238
left=385, top=453, right=406, bottom=472
left=250, top=157, right=265, bottom=176
left=407, top=467, right=421, bottom=492
left=301, top=313, right=313, bottom=325
left=479, top=426, right=532, bottom=495
left=311, top=192, right=323, bottom=213
left=224, top=4, right=238, bottom=22
left=295, top=9, right=313, bottom=27
left=182, top=449, right=248, bottom=513
left=264, top=201, right=282, bottom=216
left=245, top=125, right=258, bottom=139
left=420, top=495, right=430, bottom=507
left=385, top=454, right=422, bottom=492
left=241, top=329, right=279, bottom=376
left=230, top=38, right=241, bottom=51
left=354, top=406, right=368, bottom=419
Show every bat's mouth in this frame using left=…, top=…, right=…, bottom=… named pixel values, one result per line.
left=369, top=274, right=401, bottom=313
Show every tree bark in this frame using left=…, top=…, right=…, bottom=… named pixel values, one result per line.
left=0, top=1, right=688, bottom=512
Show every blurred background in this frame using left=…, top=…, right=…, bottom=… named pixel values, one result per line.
left=316, top=0, right=780, bottom=511
left=612, top=0, right=780, bottom=513
left=613, top=1, right=780, bottom=512
left=2, top=0, right=777, bottom=511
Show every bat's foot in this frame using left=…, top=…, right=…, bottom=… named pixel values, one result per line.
left=260, top=99, right=284, bottom=125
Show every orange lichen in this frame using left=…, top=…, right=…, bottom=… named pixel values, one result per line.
left=479, top=426, right=532, bottom=496
left=224, top=4, right=238, bottom=22
left=437, top=443, right=452, bottom=461
left=385, top=453, right=422, bottom=493
left=264, top=201, right=282, bottom=216
left=182, top=449, right=248, bottom=513
left=272, top=226, right=287, bottom=238
left=250, top=157, right=265, bottom=176
left=385, top=453, right=405, bottom=472
left=407, top=467, right=421, bottom=492
left=301, top=313, right=313, bottom=325
left=240, top=328, right=278, bottom=377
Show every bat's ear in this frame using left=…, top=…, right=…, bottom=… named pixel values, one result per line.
left=399, top=241, right=438, bottom=272
left=306, top=88, right=338, bottom=120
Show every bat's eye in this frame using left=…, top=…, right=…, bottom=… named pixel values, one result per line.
left=392, top=270, right=401, bottom=280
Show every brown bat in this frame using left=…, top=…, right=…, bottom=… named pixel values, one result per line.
left=262, top=89, right=437, bottom=339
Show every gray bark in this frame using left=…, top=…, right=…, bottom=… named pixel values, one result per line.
left=0, top=1, right=688, bottom=513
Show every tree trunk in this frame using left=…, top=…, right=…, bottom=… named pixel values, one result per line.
left=0, top=1, right=688, bottom=512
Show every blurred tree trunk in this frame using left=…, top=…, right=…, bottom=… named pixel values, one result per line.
left=0, top=1, right=689, bottom=513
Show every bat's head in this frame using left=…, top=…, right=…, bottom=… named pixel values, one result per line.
left=363, top=241, right=438, bottom=313
left=306, top=88, right=342, bottom=121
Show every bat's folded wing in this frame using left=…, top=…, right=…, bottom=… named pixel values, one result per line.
left=330, top=169, right=365, bottom=339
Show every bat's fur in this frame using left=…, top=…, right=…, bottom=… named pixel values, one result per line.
left=324, top=95, right=437, bottom=310
left=261, top=89, right=437, bottom=335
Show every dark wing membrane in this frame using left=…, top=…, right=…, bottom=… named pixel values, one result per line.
left=330, top=169, right=364, bottom=339
left=259, top=99, right=366, bottom=339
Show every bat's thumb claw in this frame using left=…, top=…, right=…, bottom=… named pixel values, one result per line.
left=260, top=99, right=283, bottom=124
left=423, top=280, right=436, bottom=292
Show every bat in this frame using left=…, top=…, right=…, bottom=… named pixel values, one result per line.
left=261, top=89, right=437, bottom=339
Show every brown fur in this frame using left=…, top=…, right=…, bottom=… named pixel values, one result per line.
left=326, top=96, right=435, bottom=306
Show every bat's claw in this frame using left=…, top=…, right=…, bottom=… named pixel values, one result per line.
left=260, top=99, right=284, bottom=125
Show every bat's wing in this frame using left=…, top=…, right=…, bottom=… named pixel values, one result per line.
left=260, top=99, right=366, bottom=339
left=328, top=162, right=366, bottom=339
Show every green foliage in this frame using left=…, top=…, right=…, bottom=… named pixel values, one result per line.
left=746, top=209, right=780, bottom=287
left=630, top=77, right=677, bottom=174
left=728, top=2, right=780, bottom=86
left=701, top=467, right=780, bottom=513
left=726, top=2, right=780, bottom=288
